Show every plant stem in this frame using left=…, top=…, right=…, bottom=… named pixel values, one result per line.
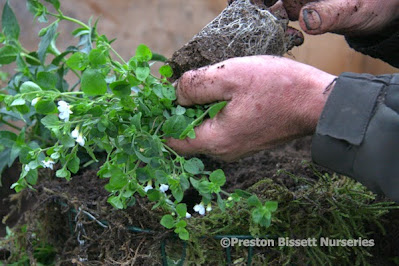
left=107, top=44, right=127, bottom=65
left=48, top=12, right=90, bottom=30
left=162, top=143, right=180, bottom=158
left=20, top=53, right=41, bottom=65
left=220, top=190, right=231, bottom=197
left=69, top=80, right=81, bottom=92
left=0, top=118, right=22, bottom=131
left=62, top=92, right=84, bottom=95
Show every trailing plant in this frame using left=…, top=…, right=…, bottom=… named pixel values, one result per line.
left=0, top=0, right=277, bottom=240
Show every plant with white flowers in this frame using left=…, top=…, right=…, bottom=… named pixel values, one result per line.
left=0, top=0, right=277, bottom=240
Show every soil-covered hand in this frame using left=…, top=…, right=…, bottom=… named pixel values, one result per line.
left=282, top=0, right=399, bottom=36
left=167, top=56, right=336, bottom=161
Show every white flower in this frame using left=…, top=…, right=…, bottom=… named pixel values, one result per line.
left=57, top=100, right=73, bottom=122
left=159, top=184, right=169, bottom=193
left=193, top=203, right=205, bottom=216
left=31, top=97, right=40, bottom=106
left=185, top=212, right=192, bottom=219
left=206, top=204, right=212, bottom=212
left=76, top=133, right=85, bottom=146
left=42, top=159, right=55, bottom=170
left=24, top=165, right=30, bottom=172
left=71, top=127, right=80, bottom=139
left=144, top=185, right=153, bottom=192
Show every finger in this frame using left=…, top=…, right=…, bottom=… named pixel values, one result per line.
left=298, top=0, right=358, bottom=35
left=167, top=118, right=225, bottom=156
left=285, top=26, right=304, bottom=50
left=283, top=0, right=314, bottom=20
left=269, top=0, right=288, bottom=19
left=175, top=63, right=234, bottom=106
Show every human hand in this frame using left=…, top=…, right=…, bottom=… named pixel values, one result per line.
left=282, top=0, right=399, bottom=36
left=167, top=56, right=336, bottom=161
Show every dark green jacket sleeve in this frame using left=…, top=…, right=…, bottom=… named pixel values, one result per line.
left=345, top=23, right=399, bottom=68
left=312, top=73, right=399, bottom=202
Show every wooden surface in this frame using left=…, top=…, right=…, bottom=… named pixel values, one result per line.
left=1, top=0, right=397, bottom=76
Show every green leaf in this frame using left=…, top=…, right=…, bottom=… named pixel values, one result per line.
left=110, top=80, right=131, bottom=97
left=135, top=66, right=150, bottom=81
left=89, top=47, right=107, bottom=66
left=160, top=214, right=175, bottom=229
left=2, top=1, right=20, bottom=40
left=159, top=65, right=173, bottom=78
left=247, top=195, right=262, bottom=207
left=136, top=166, right=155, bottom=183
left=217, top=193, right=226, bottom=212
left=179, top=124, right=195, bottom=140
left=175, top=220, right=187, bottom=228
left=20, top=81, right=42, bottom=95
left=147, top=189, right=160, bottom=202
left=26, top=169, right=38, bottom=185
left=37, top=72, right=57, bottom=90
left=178, top=228, right=189, bottom=240
left=66, top=52, right=89, bottom=71
left=172, top=186, right=184, bottom=202
left=233, top=189, right=252, bottom=199
left=81, top=69, right=107, bottom=96
left=0, top=131, right=17, bottom=147
left=175, top=105, right=186, bottom=115
left=187, top=129, right=196, bottom=139
left=67, top=155, right=80, bottom=174
left=179, top=175, right=190, bottom=190
left=251, top=208, right=265, bottom=224
left=209, top=101, right=227, bottom=119
left=162, top=115, right=192, bottom=139
left=44, top=0, right=60, bottom=10
left=10, top=98, right=25, bottom=106
left=265, top=201, right=278, bottom=212
left=209, top=169, right=226, bottom=187
left=198, top=181, right=211, bottom=194
left=162, top=85, right=176, bottom=101
left=183, top=158, right=204, bottom=175
left=56, top=168, right=71, bottom=180
left=152, top=84, right=164, bottom=99
left=0, top=45, right=18, bottom=64
left=41, top=115, right=60, bottom=131
left=190, top=177, right=200, bottom=190
left=151, top=53, right=167, bottom=62
left=135, top=44, right=152, bottom=62
left=107, top=196, right=123, bottom=209
left=34, top=98, right=56, bottom=114
left=108, top=167, right=128, bottom=189
left=26, top=51, right=41, bottom=65
left=38, top=22, right=58, bottom=63
left=176, top=203, right=187, bottom=218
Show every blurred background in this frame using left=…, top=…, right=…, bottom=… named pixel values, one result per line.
left=1, top=0, right=397, bottom=76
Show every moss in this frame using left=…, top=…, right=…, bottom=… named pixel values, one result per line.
left=3, top=166, right=398, bottom=265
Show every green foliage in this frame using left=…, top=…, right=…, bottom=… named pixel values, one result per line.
left=182, top=172, right=398, bottom=265
left=81, top=69, right=107, bottom=96
left=0, top=0, right=270, bottom=240
left=2, top=1, right=20, bottom=40
left=0, top=226, right=56, bottom=265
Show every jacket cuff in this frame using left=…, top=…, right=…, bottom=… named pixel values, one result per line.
left=312, top=72, right=384, bottom=177
left=311, top=72, right=399, bottom=202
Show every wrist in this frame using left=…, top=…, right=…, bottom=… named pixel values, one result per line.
left=297, top=69, right=337, bottom=136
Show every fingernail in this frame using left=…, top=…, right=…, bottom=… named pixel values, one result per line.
left=303, top=9, right=321, bottom=30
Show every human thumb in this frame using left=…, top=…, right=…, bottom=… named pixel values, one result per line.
left=299, top=0, right=348, bottom=35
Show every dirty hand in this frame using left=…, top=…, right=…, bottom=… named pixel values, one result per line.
left=282, top=0, right=399, bottom=35
left=167, top=56, right=336, bottom=161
